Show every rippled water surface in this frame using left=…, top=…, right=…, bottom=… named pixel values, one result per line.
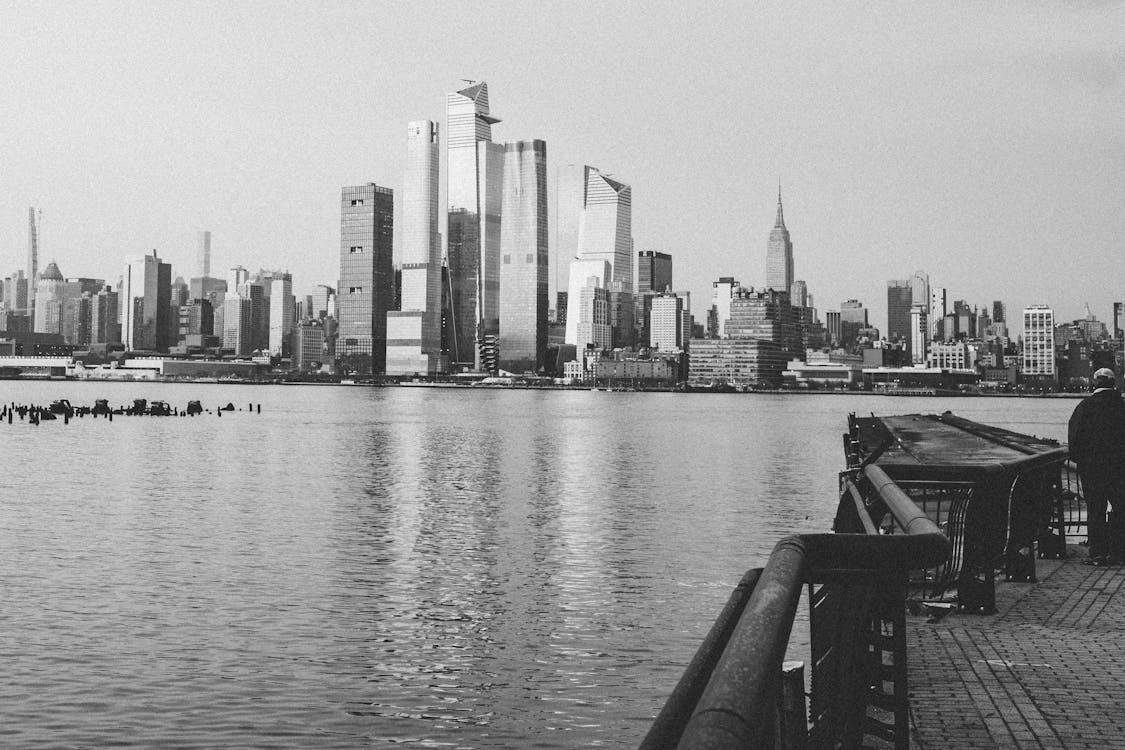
left=0, top=383, right=1077, bottom=747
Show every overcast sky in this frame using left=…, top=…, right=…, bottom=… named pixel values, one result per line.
left=1, top=1, right=1122, bottom=335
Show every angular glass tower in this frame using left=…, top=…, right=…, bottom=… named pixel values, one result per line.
left=387, top=120, right=445, bottom=375
left=337, top=184, right=393, bottom=375
left=765, top=187, right=793, bottom=292
left=565, top=167, right=633, bottom=347
left=498, top=139, right=548, bottom=374
left=446, top=81, right=503, bottom=370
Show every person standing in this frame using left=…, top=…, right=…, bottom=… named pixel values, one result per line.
left=1069, top=367, right=1125, bottom=565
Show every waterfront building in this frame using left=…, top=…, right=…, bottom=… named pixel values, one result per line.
left=122, top=251, right=172, bottom=351
left=496, top=139, right=548, bottom=374
left=198, top=231, right=211, bottom=277
left=222, top=294, right=252, bottom=356
left=637, top=250, right=672, bottom=295
left=765, top=187, right=793, bottom=292
left=688, top=337, right=785, bottom=388
left=783, top=356, right=864, bottom=387
left=269, top=275, right=294, bottom=356
left=727, top=287, right=800, bottom=355
left=387, top=120, right=445, bottom=376
left=1022, top=305, right=1056, bottom=379
left=337, top=183, right=394, bottom=375
left=446, top=81, right=504, bottom=370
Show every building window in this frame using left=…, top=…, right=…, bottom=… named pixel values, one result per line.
left=349, top=287, right=363, bottom=294
left=349, top=246, right=363, bottom=254
left=526, top=254, right=534, bottom=264
left=503, top=254, right=511, bottom=264
left=351, top=199, right=365, bottom=206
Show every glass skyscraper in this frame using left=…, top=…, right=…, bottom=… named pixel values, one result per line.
left=337, top=184, right=393, bottom=375
left=387, top=120, right=445, bottom=375
left=564, top=167, right=632, bottom=347
left=498, top=139, right=548, bottom=374
left=446, top=82, right=503, bottom=370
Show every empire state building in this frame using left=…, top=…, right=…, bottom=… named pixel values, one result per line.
left=765, top=187, right=793, bottom=293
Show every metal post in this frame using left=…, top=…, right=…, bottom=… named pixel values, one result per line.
left=777, top=661, right=807, bottom=750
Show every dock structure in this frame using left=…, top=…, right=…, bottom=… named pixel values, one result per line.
left=909, top=549, right=1125, bottom=749
left=644, top=411, right=1100, bottom=750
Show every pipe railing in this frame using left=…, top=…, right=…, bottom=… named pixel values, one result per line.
left=641, top=464, right=949, bottom=750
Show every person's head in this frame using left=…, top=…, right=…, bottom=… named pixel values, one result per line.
left=1093, top=367, right=1116, bottom=390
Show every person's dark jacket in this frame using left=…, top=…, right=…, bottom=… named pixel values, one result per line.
left=1068, top=388, right=1125, bottom=468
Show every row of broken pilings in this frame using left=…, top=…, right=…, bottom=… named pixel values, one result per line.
left=0, top=400, right=263, bottom=425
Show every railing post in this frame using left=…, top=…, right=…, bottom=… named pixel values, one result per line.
left=776, top=661, right=807, bottom=750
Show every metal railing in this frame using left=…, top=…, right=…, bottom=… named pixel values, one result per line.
left=641, top=465, right=949, bottom=749
left=844, top=413, right=1078, bottom=612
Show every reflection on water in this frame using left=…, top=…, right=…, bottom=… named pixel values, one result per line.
left=0, top=382, right=1078, bottom=747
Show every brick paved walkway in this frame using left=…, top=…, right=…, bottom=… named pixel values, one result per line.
left=909, top=549, right=1125, bottom=749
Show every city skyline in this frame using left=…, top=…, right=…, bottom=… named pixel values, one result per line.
left=1, top=3, right=1122, bottom=335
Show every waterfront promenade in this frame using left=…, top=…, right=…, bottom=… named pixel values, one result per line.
left=909, top=546, right=1125, bottom=749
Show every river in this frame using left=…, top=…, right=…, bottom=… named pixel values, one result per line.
left=0, top=382, right=1078, bottom=747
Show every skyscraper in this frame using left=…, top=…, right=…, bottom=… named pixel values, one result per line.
left=268, top=275, right=294, bottom=356
left=1022, top=305, right=1055, bottom=378
left=497, top=139, right=548, bottom=374
left=930, top=286, right=947, bottom=340
left=387, top=120, right=445, bottom=375
left=198, top=231, right=211, bottom=278
left=337, top=183, right=394, bottom=375
left=576, top=168, right=632, bottom=292
left=223, top=295, right=252, bottom=356
left=637, top=250, right=672, bottom=295
left=765, top=187, right=793, bottom=292
left=121, top=251, right=172, bottom=351
left=446, top=81, right=504, bottom=370
left=27, top=208, right=39, bottom=316
left=887, top=271, right=930, bottom=346
left=564, top=167, right=633, bottom=347
left=886, top=280, right=913, bottom=343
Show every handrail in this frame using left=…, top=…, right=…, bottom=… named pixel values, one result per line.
left=642, top=467, right=949, bottom=749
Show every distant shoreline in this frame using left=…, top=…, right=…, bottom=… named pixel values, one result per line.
left=0, top=376, right=1089, bottom=398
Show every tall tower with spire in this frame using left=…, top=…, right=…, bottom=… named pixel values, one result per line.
left=765, top=185, right=793, bottom=293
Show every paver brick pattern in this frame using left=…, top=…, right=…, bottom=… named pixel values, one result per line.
left=910, top=550, right=1125, bottom=749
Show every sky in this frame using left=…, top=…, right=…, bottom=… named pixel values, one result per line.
left=1, top=1, right=1123, bottom=337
